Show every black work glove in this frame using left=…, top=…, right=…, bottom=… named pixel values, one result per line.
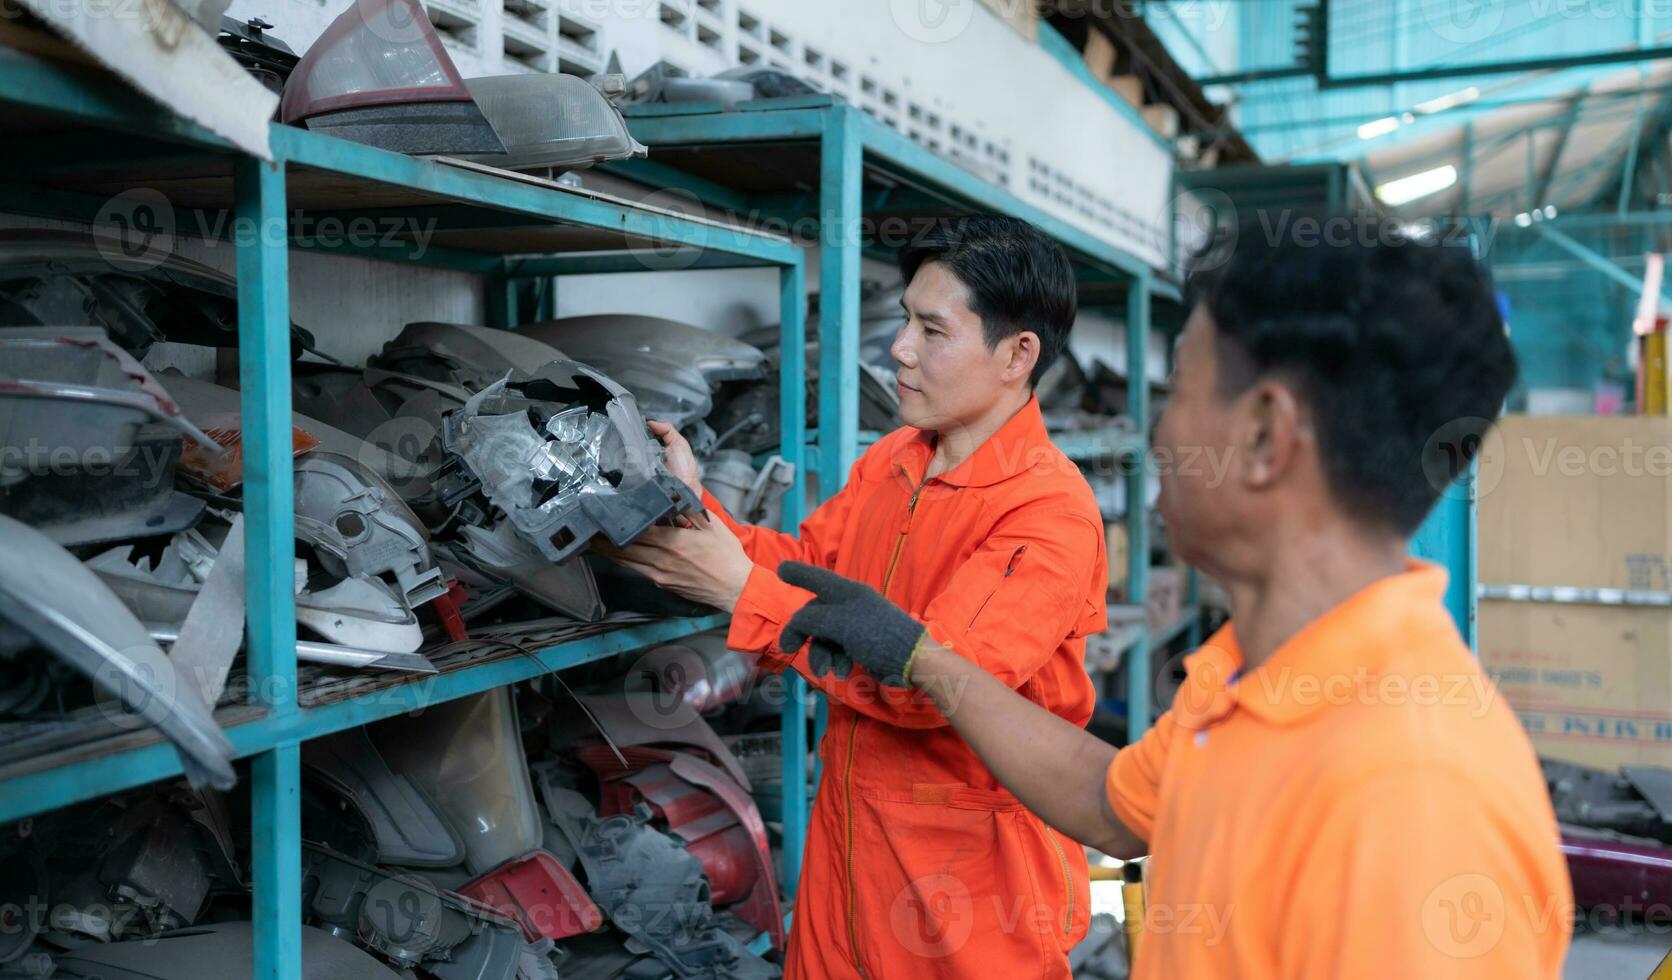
left=776, top=562, right=929, bottom=688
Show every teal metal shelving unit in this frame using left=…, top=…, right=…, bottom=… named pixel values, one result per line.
left=0, top=45, right=807, bottom=980
left=607, top=97, right=1166, bottom=749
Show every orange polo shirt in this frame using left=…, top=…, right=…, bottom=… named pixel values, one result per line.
left=1106, top=562, right=1571, bottom=979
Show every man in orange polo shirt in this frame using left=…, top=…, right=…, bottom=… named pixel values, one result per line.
left=775, top=220, right=1573, bottom=977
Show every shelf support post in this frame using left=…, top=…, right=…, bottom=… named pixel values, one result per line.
left=1125, top=274, right=1152, bottom=744
left=777, top=256, right=809, bottom=901
left=235, top=155, right=301, bottom=980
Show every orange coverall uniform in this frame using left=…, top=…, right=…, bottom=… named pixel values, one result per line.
left=704, top=395, right=1108, bottom=978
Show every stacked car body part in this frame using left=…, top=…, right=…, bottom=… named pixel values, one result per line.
left=0, top=224, right=803, bottom=975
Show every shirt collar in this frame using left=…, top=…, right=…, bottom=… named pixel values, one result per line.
left=1170, top=561, right=1457, bottom=729
left=888, top=395, right=1055, bottom=488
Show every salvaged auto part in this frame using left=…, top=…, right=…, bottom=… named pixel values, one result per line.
left=11, top=0, right=276, bottom=159
left=51, top=921, right=403, bottom=979
left=700, top=451, right=793, bottom=528
left=163, top=512, right=247, bottom=710
left=176, top=415, right=320, bottom=494
left=0, top=846, right=44, bottom=963
left=370, top=322, right=569, bottom=391
left=713, top=66, right=817, bottom=99
left=303, top=728, right=465, bottom=867
left=0, top=231, right=322, bottom=358
left=1545, top=758, right=1672, bottom=843
left=301, top=843, right=531, bottom=975
left=279, top=0, right=505, bottom=155
left=444, top=521, right=605, bottom=622
left=370, top=688, right=543, bottom=875
left=625, top=62, right=753, bottom=110
left=625, top=631, right=760, bottom=715
left=160, top=374, right=428, bottom=490
left=92, top=524, right=424, bottom=655
left=539, top=786, right=777, bottom=979
left=462, top=74, right=648, bottom=173
left=218, top=16, right=297, bottom=93
left=578, top=746, right=785, bottom=948
left=553, top=692, right=751, bottom=793
left=294, top=452, right=446, bottom=610
left=456, top=849, right=603, bottom=942
left=0, top=514, right=235, bottom=789
left=0, top=328, right=214, bottom=546
left=440, top=370, right=700, bottom=564
left=710, top=314, right=900, bottom=456
left=518, top=316, right=769, bottom=431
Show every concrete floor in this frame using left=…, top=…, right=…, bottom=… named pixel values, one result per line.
left=1564, top=924, right=1670, bottom=979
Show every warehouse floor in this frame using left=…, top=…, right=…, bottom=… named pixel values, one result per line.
left=1564, top=924, right=1668, bottom=978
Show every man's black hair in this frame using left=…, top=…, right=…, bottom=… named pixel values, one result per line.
left=898, top=214, right=1077, bottom=386
left=1185, top=214, right=1518, bottom=536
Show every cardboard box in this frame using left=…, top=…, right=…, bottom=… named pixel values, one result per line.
left=1478, top=415, right=1672, bottom=769
left=1104, top=521, right=1128, bottom=595
left=1108, top=75, right=1144, bottom=108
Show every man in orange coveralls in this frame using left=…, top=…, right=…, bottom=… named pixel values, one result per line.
left=611, top=214, right=1107, bottom=977
left=767, top=219, right=1574, bottom=978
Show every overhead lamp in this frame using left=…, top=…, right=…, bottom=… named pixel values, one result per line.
left=1375, top=165, right=1457, bottom=206
left=1514, top=212, right=1533, bottom=227
left=1357, top=116, right=1400, bottom=140
left=1415, top=86, right=1480, bottom=115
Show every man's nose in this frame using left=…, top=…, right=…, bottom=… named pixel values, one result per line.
left=891, top=330, right=916, bottom=368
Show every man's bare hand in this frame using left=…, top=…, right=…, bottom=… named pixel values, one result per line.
left=648, top=419, right=701, bottom=495
left=605, top=512, right=753, bottom=612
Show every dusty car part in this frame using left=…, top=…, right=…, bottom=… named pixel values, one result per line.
left=1545, top=759, right=1672, bottom=843
left=713, top=66, right=817, bottom=99
left=97, top=797, right=216, bottom=932
left=0, top=846, right=45, bottom=964
left=518, top=316, right=769, bottom=432
left=370, top=688, right=543, bottom=875
left=462, top=75, right=648, bottom=173
left=0, top=328, right=214, bottom=546
left=0, top=329, right=217, bottom=449
left=52, top=922, right=404, bottom=979
left=279, top=0, right=504, bottom=155
left=700, top=451, right=793, bottom=528
left=160, top=374, right=427, bottom=490
left=12, top=0, right=276, bottom=159
left=710, top=321, right=900, bottom=456
left=294, top=452, right=447, bottom=610
left=552, top=692, right=750, bottom=792
left=625, top=62, right=754, bottom=109
left=625, top=632, right=759, bottom=715
left=0, top=514, right=235, bottom=789
left=296, top=574, right=424, bottom=653
left=92, top=525, right=425, bottom=656
left=371, top=322, right=569, bottom=391
left=441, top=370, right=700, bottom=564
left=176, top=414, right=321, bottom=493
left=445, top=521, right=605, bottom=622
left=456, top=850, right=603, bottom=942
left=578, top=747, right=785, bottom=948
left=165, top=512, right=247, bottom=710
left=539, top=787, right=777, bottom=979
left=0, top=232, right=321, bottom=357
left=217, top=15, right=297, bottom=91
left=301, top=844, right=525, bottom=972
left=302, top=728, right=464, bottom=868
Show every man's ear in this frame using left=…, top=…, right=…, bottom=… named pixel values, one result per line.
left=1002, top=330, right=1041, bottom=385
left=1236, top=380, right=1304, bottom=489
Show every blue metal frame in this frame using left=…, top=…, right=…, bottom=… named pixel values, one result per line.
left=0, top=46, right=805, bottom=979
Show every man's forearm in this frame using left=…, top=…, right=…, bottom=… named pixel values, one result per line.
left=911, top=643, right=1147, bottom=857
